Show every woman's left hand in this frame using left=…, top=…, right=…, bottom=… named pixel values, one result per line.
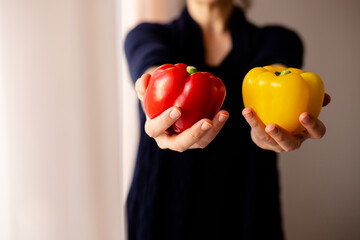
left=242, top=93, right=331, bottom=153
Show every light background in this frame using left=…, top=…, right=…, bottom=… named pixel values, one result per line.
left=121, top=0, right=360, bottom=240
left=1, top=1, right=122, bottom=240
left=246, top=1, right=360, bottom=239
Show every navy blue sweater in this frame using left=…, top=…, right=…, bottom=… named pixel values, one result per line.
left=125, top=7, right=303, bottom=240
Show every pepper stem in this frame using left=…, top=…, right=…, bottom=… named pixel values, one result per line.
left=279, top=69, right=291, bottom=76
left=186, top=66, right=197, bottom=75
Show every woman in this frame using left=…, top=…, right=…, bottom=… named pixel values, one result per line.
left=125, top=0, right=330, bottom=239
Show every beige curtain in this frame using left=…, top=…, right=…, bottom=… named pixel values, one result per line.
left=0, top=0, right=121, bottom=239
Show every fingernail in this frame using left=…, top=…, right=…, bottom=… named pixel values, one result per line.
left=243, top=108, right=253, bottom=119
left=301, top=114, right=311, bottom=124
left=201, top=122, right=212, bottom=131
left=267, top=125, right=278, bottom=135
left=170, top=108, right=181, bottom=119
left=219, top=114, right=228, bottom=123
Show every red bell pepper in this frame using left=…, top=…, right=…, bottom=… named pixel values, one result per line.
left=143, top=63, right=226, bottom=133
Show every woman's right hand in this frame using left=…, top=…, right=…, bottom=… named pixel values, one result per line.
left=135, top=73, right=229, bottom=152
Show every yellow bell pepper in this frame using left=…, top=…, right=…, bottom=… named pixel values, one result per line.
left=242, top=66, right=325, bottom=133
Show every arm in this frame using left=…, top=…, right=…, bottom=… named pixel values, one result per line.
left=125, top=24, right=229, bottom=152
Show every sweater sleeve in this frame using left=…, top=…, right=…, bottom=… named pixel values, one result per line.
left=124, top=23, right=176, bottom=84
left=251, top=26, right=304, bottom=68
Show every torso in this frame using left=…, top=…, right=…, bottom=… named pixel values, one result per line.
left=125, top=6, right=303, bottom=239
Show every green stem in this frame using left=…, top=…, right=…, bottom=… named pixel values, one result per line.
left=186, top=66, right=197, bottom=75
left=279, top=69, right=291, bottom=76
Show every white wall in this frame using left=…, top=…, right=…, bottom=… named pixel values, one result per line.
left=247, top=0, right=360, bottom=239
left=119, top=0, right=139, bottom=204
left=0, top=1, right=122, bottom=239
left=119, top=1, right=139, bottom=239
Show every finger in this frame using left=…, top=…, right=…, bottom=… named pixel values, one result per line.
left=191, top=110, right=229, bottom=149
left=299, top=112, right=326, bottom=139
left=242, top=108, right=265, bottom=131
left=242, top=108, right=277, bottom=146
left=265, top=124, right=301, bottom=152
left=157, top=119, right=213, bottom=152
left=323, top=93, right=331, bottom=107
left=135, top=73, right=151, bottom=101
left=144, top=107, right=181, bottom=138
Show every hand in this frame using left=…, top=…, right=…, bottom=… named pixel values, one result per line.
left=135, top=73, right=229, bottom=152
left=242, top=93, right=331, bottom=153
